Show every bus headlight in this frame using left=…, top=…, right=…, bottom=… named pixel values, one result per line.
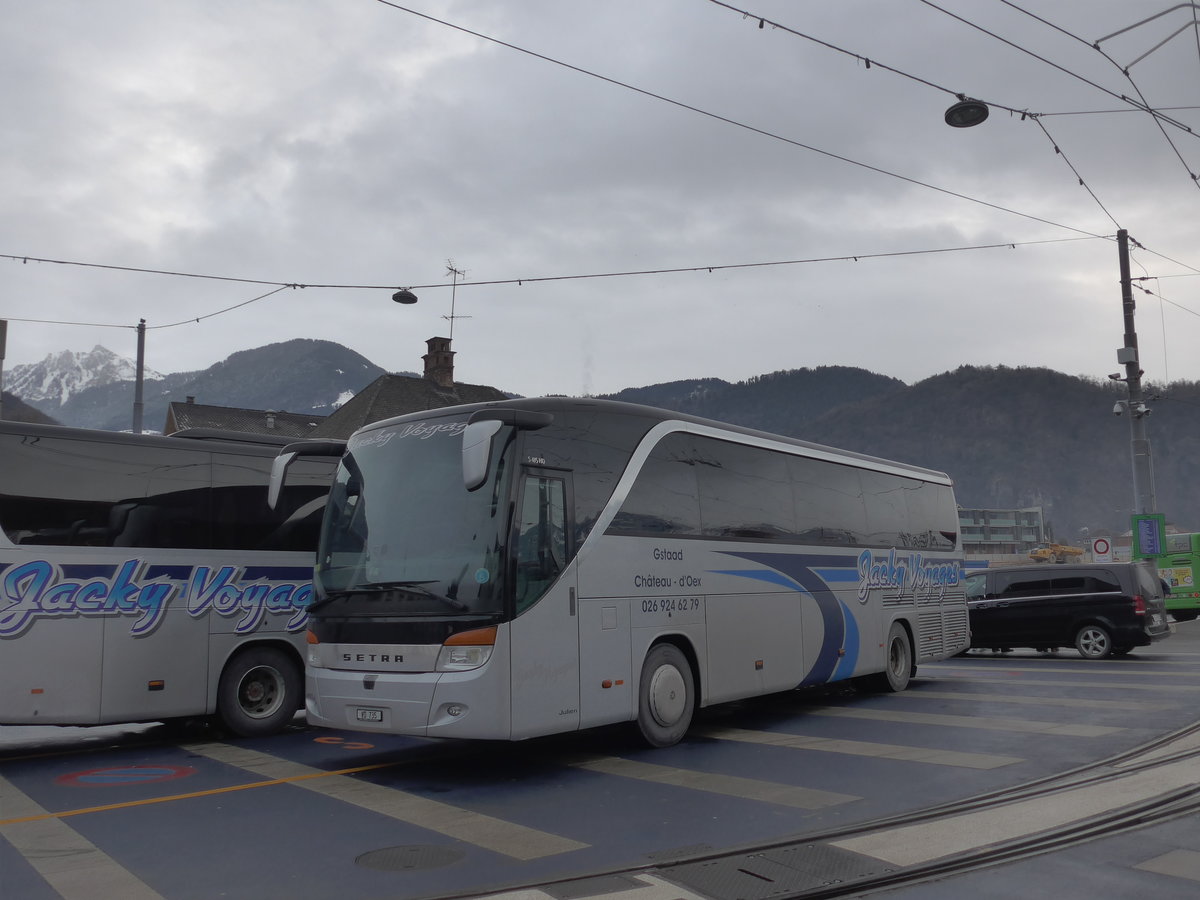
left=436, top=625, right=497, bottom=672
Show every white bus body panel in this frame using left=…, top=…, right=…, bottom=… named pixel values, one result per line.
left=0, top=545, right=314, bottom=725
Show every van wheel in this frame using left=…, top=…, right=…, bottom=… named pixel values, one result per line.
left=636, top=644, right=694, bottom=748
left=217, top=646, right=301, bottom=737
left=1075, top=625, right=1113, bottom=660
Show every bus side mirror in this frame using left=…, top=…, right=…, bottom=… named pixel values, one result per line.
left=268, top=451, right=298, bottom=509
left=268, top=440, right=346, bottom=508
left=463, top=420, right=503, bottom=491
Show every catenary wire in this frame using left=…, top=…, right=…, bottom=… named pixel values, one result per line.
left=1, top=236, right=1108, bottom=330
left=370, top=0, right=1106, bottom=239
left=923, top=0, right=1199, bottom=135
left=706, top=0, right=1132, bottom=228
left=983, top=1, right=1200, bottom=191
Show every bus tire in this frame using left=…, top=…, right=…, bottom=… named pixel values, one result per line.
left=217, top=646, right=301, bottom=737
left=636, top=643, right=695, bottom=748
left=1171, top=611, right=1198, bottom=622
left=866, top=622, right=912, bottom=692
left=1074, top=624, right=1112, bottom=660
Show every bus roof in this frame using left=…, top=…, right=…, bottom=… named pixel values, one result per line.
left=0, top=420, right=296, bottom=456
left=353, top=396, right=954, bottom=485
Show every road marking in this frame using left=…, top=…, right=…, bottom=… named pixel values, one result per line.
left=478, top=872, right=710, bottom=900
left=927, top=675, right=1200, bottom=693
left=1135, top=849, right=1200, bottom=883
left=182, top=741, right=587, bottom=860
left=697, top=726, right=1020, bottom=769
left=564, top=754, right=858, bottom=808
left=0, top=760, right=400, bottom=827
left=833, top=755, right=1200, bottom=866
left=0, top=773, right=163, bottom=900
left=810, top=706, right=1122, bottom=736
left=901, top=689, right=1172, bottom=711
left=927, top=662, right=1200, bottom=677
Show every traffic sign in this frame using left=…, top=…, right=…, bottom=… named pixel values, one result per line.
left=1093, top=537, right=1112, bottom=562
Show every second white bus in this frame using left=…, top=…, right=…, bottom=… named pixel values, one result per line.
left=0, top=421, right=335, bottom=736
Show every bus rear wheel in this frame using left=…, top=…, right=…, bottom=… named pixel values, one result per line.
left=861, top=622, right=912, bottom=692
left=217, top=646, right=301, bottom=737
left=636, top=644, right=695, bottom=748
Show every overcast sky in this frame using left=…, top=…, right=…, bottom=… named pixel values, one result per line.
left=3, top=1, right=1199, bottom=398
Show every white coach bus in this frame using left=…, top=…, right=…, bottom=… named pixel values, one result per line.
left=277, top=398, right=967, bottom=748
left=0, top=421, right=335, bottom=736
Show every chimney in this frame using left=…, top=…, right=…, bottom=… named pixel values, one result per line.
left=423, top=337, right=455, bottom=389
left=266, top=411, right=276, bottom=430
left=186, top=396, right=195, bottom=404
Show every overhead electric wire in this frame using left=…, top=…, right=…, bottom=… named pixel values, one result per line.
left=983, top=1, right=1200, bottom=192
left=923, top=0, right=1199, bottom=136
left=1031, top=117, right=1122, bottom=228
left=1, top=236, right=1107, bottom=330
left=706, top=0, right=1133, bottom=228
left=371, top=0, right=1106, bottom=240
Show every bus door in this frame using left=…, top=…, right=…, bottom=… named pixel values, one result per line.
left=507, top=469, right=580, bottom=739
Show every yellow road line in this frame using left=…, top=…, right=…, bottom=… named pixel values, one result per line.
left=0, top=773, right=164, bottom=900
left=184, top=741, right=588, bottom=860
left=0, top=759, right=396, bottom=826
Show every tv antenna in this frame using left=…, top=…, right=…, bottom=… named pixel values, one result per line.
left=443, top=261, right=471, bottom=340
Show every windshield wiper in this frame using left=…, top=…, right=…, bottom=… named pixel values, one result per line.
left=315, top=580, right=469, bottom=612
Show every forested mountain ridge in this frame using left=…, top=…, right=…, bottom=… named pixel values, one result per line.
left=11, top=340, right=1196, bottom=538
left=607, top=364, right=1194, bottom=539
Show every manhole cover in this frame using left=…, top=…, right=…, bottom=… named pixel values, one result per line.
left=355, top=845, right=467, bottom=872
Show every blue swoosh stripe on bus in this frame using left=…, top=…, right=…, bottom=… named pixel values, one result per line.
left=714, top=551, right=846, bottom=685
left=814, top=568, right=858, bottom=583
left=831, top=600, right=860, bottom=680
left=709, top=569, right=804, bottom=591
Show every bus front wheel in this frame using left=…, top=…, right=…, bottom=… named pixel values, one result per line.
left=636, top=644, right=695, bottom=748
left=217, top=646, right=301, bottom=737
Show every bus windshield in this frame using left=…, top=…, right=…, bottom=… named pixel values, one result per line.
left=314, top=416, right=513, bottom=617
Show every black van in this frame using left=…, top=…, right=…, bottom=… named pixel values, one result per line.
left=963, top=561, right=1172, bottom=659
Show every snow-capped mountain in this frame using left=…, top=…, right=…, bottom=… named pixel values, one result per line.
left=9, top=339, right=390, bottom=431
left=7, top=345, right=164, bottom=406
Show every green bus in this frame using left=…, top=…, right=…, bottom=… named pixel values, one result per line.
left=1145, top=532, right=1200, bottom=621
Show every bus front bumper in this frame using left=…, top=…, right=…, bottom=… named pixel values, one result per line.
left=304, top=666, right=510, bottom=738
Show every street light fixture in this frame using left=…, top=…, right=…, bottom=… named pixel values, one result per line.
left=944, top=96, right=989, bottom=128
left=392, top=289, right=418, bottom=304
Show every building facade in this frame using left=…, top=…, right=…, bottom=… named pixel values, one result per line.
left=958, top=505, right=1046, bottom=559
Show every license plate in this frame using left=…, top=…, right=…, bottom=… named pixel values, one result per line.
left=355, top=707, right=384, bottom=722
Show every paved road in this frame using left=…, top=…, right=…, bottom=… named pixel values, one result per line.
left=3, top=621, right=1199, bottom=900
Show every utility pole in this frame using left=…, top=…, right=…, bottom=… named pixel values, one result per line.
left=132, top=319, right=146, bottom=434
left=0, top=319, right=7, bottom=421
left=1115, top=229, right=1156, bottom=515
